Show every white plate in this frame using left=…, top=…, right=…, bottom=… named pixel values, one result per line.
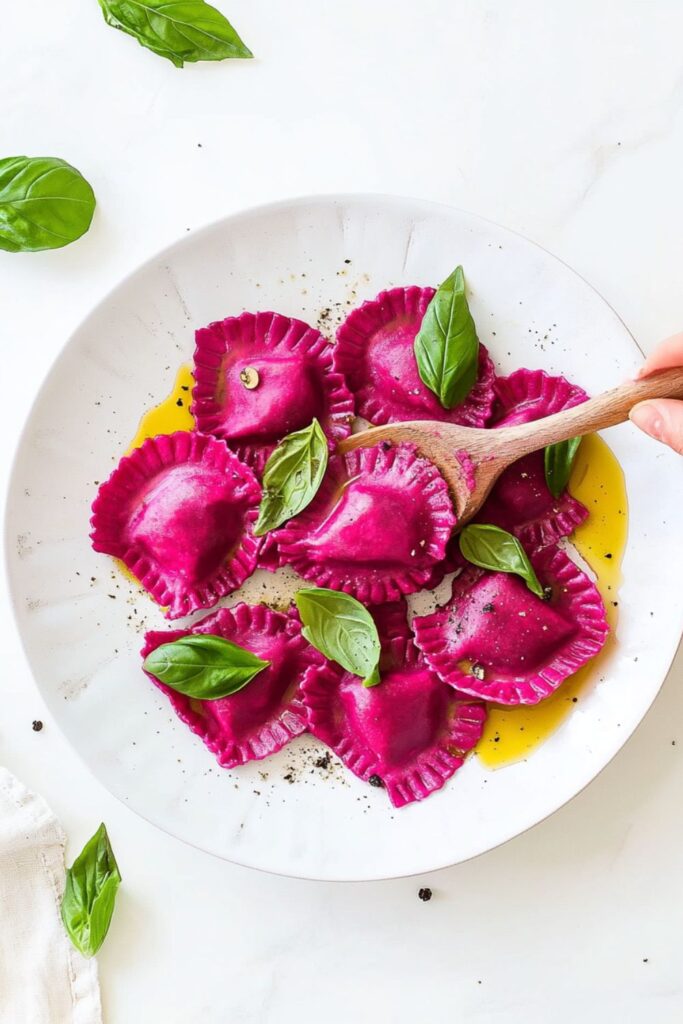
left=6, top=195, right=682, bottom=881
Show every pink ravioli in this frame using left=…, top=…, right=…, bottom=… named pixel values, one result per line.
left=492, top=368, right=588, bottom=427
left=335, top=286, right=496, bottom=427
left=303, top=623, right=486, bottom=807
left=413, top=544, right=608, bottom=705
left=480, top=369, right=590, bottom=547
left=192, top=311, right=354, bottom=473
left=256, top=533, right=284, bottom=573
left=141, top=603, right=321, bottom=768
left=275, top=442, right=456, bottom=604
left=91, top=431, right=261, bottom=619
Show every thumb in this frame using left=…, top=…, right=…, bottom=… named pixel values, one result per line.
left=629, top=399, right=683, bottom=454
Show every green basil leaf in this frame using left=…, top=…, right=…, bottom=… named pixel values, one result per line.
left=458, top=524, right=544, bottom=598
left=295, top=587, right=382, bottom=687
left=61, top=823, right=121, bottom=959
left=97, top=0, right=253, bottom=67
left=413, top=265, right=479, bottom=409
left=143, top=634, right=269, bottom=698
left=544, top=436, right=582, bottom=499
left=254, top=419, right=329, bottom=537
left=0, top=157, right=95, bottom=253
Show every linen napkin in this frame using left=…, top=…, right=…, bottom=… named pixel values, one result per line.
left=0, top=768, right=102, bottom=1024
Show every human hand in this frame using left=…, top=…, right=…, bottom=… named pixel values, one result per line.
left=629, top=333, right=683, bottom=454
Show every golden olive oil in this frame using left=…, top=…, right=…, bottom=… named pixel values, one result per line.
left=477, top=435, right=627, bottom=767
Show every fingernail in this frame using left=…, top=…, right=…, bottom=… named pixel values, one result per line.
left=630, top=402, right=663, bottom=439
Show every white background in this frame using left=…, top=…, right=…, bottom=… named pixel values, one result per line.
left=2, top=2, right=683, bottom=1021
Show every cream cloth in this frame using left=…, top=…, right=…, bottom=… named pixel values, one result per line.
left=0, top=769, right=102, bottom=1024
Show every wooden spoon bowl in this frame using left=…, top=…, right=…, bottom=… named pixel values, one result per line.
left=338, top=367, right=683, bottom=527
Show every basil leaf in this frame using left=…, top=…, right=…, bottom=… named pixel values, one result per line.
left=413, top=265, right=479, bottom=409
left=295, top=588, right=382, bottom=688
left=143, top=634, right=269, bottom=698
left=0, top=157, right=95, bottom=253
left=254, top=419, right=329, bottom=537
left=544, top=436, right=582, bottom=499
left=458, top=524, right=544, bottom=598
left=97, top=0, right=253, bottom=67
left=61, top=823, right=121, bottom=959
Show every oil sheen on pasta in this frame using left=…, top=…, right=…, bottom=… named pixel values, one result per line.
left=128, top=372, right=627, bottom=770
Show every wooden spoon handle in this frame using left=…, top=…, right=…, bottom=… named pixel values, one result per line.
left=496, top=366, right=683, bottom=458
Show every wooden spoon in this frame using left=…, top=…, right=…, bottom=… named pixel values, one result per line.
left=338, top=367, right=683, bottom=527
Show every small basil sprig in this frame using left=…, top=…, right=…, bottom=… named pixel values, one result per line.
left=413, top=265, right=479, bottom=409
left=0, top=157, right=95, bottom=253
left=61, top=824, right=121, bottom=959
left=295, top=588, right=382, bottom=688
left=254, top=419, right=328, bottom=537
left=97, top=0, right=253, bottom=67
left=544, top=436, right=582, bottom=499
left=143, top=634, right=270, bottom=698
left=458, top=524, right=544, bottom=598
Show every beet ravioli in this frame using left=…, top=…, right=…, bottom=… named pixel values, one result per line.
left=414, top=545, right=608, bottom=705
left=91, top=432, right=261, bottom=619
left=275, top=442, right=456, bottom=604
left=336, top=286, right=495, bottom=427
left=478, top=369, right=590, bottom=547
left=192, top=311, right=353, bottom=474
left=142, top=604, right=321, bottom=767
left=302, top=608, right=486, bottom=807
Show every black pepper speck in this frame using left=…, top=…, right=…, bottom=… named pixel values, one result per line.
left=418, top=887, right=432, bottom=902
left=32, top=720, right=43, bottom=732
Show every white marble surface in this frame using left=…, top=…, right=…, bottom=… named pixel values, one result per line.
left=2, top=1, right=683, bottom=1020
